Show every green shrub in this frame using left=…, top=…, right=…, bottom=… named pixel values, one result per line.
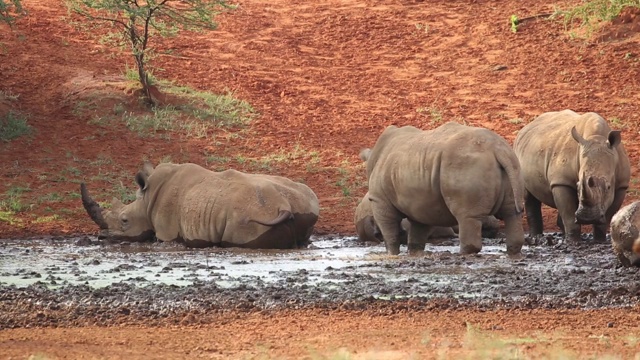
left=0, top=111, right=32, bottom=141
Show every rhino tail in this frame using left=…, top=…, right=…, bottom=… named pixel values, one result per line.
left=494, top=150, right=525, bottom=214
left=251, top=210, right=294, bottom=226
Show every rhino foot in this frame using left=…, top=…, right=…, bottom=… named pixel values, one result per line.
left=385, top=241, right=401, bottom=255
left=460, top=244, right=482, bottom=254
left=407, top=242, right=426, bottom=256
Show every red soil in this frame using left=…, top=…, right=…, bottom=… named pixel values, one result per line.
left=1, top=1, right=640, bottom=358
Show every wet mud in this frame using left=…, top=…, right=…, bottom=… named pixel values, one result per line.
left=1, top=234, right=639, bottom=329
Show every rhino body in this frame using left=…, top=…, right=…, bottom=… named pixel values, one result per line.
left=609, top=201, right=640, bottom=267
left=354, top=192, right=500, bottom=243
left=514, top=110, right=630, bottom=243
left=81, top=162, right=319, bottom=249
left=362, top=123, right=525, bottom=255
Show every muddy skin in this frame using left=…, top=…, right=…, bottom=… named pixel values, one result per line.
left=0, top=234, right=639, bottom=330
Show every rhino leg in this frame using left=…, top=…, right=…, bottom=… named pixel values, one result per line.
left=551, top=186, right=581, bottom=243
left=406, top=220, right=432, bottom=256
left=556, top=214, right=564, bottom=231
left=371, top=202, right=403, bottom=255
left=524, top=191, right=544, bottom=236
left=457, top=217, right=483, bottom=254
left=503, top=213, right=525, bottom=255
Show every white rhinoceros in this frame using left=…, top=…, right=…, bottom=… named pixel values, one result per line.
left=514, top=110, right=630, bottom=243
left=81, top=162, right=319, bottom=249
left=609, top=201, right=640, bottom=267
left=362, top=123, right=525, bottom=255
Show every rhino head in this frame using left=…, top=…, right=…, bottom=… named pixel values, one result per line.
left=80, top=162, right=155, bottom=242
left=571, top=126, right=621, bottom=225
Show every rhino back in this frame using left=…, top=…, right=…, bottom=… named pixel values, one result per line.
left=367, top=123, right=518, bottom=225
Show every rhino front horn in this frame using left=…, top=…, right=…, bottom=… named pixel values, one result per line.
left=80, top=183, right=108, bottom=230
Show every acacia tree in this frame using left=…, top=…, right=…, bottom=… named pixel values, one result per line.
left=66, top=0, right=231, bottom=106
left=0, top=0, right=24, bottom=27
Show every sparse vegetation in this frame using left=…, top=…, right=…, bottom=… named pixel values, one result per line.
left=510, top=14, right=520, bottom=33
left=66, top=0, right=233, bottom=106
left=0, top=110, right=32, bottom=142
left=417, top=104, right=447, bottom=125
left=0, top=185, right=32, bottom=218
left=562, top=0, right=640, bottom=38
left=165, top=86, right=256, bottom=128
left=0, top=0, right=24, bottom=27
left=111, top=181, right=137, bottom=203
left=75, top=77, right=256, bottom=139
left=333, top=159, right=367, bottom=200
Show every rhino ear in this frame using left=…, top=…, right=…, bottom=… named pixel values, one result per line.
left=570, top=126, right=586, bottom=145
left=359, top=148, right=371, bottom=162
left=135, top=161, right=154, bottom=191
left=608, top=130, right=621, bottom=148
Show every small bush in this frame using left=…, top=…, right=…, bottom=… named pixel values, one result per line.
left=0, top=111, right=32, bottom=142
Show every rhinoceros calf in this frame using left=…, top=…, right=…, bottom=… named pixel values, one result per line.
left=354, top=192, right=456, bottom=243
left=354, top=192, right=501, bottom=243
left=610, top=201, right=640, bottom=267
left=362, top=123, right=525, bottom=255
left=81, top=162, right=319, bottom=249
left=514, top=110, right=630, bottom=243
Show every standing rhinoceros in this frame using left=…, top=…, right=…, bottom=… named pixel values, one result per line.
left=362, top=123, right=525, bottom=255
left=514, top=110, right=630, bottom=243
left=81, top=162, right=320, bottom=249
left=610, top=201, right=640, bottom=267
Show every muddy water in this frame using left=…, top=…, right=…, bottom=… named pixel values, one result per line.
left=0, top=234, right=639, bottom=329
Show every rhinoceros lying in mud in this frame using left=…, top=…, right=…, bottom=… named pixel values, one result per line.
left=354, top=192, right=501, bottom=243
left=362, top=123, right=525, bottom=255
left=81, top=162, right=320, bottom=249
left=514, top=110, right=630, bottom=243
left=610, top=201, right=640, bottom=267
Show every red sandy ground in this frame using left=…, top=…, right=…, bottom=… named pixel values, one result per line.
left=1, top=0, right=640, bottom=358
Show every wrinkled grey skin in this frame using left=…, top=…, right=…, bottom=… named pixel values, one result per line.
left=514, top=110, right=630, bottom=243
left=354, top=192, right=456, bottom=244
left=610, top=201, right=640, bottom=267
left=81, top=162, right=320, bottom=249
left=362, top=123, right=525, bottom=255
left=354, top=192, right=501, bottom=243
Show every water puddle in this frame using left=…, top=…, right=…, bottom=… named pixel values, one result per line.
left=0, top=235, right=638, bottom=309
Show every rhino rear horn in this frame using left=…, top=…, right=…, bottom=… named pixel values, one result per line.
left=80, top=183, right=108, bottom=230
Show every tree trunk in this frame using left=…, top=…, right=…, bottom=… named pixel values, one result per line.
left=135, top=53, right=155, bottom=107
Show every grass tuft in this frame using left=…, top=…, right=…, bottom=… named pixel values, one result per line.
left=0, top=111, right=33, bottom=142
left=562, top=0, right=640, bottom=38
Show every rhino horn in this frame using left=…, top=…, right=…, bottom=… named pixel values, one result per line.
left=80, top=183, right=108, bottom=230
left=570, top=126, right=587, bottom=145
